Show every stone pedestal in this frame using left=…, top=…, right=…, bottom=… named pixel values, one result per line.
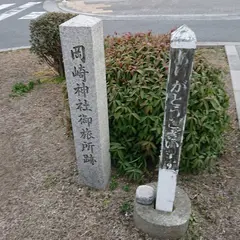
left=134, top=183, right=191, bottom=240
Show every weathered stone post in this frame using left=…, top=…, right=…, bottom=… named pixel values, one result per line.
left=156, top=25, right=196, bottom=212
left=134, top=25, right=196, bottom=240
left=59, top=15, right=111, bottom=189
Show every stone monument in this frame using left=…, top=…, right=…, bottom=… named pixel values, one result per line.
left=60, top=15, right=111, bottom=189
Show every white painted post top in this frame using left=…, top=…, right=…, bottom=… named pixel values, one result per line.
left=171, top=25, right=197, bottom=49
left=60, top=15, right=101, bottom=28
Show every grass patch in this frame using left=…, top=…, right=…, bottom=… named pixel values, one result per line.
left=10, top=79, right=41, bottom=97
left=42, top=174, right=58, bottom=189
left=120, top=200, right=133, bottom=215
left=109, top=176, right=118, bottom=191
left=183, top=212, right=201, bottom=239
left=122, top=185, right=130, bottom=192
left=40, top=76, right=65, bottom=84
left=54, top=76, right=65, bottom=83
left=10, top=76, right=65, bottom=98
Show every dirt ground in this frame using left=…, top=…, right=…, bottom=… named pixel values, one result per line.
left=0, top=49, right=239, bottom=240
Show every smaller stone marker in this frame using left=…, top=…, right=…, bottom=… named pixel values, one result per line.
left=60, top=15, right=111, bottom=189
left=156, top=25, right=197, bottom=212
left=136, top=185, right=155, bottom=205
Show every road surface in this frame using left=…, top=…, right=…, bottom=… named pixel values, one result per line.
left=0, top=0, right=46, bottom=49
left=0, top=0, right=240, bottom=49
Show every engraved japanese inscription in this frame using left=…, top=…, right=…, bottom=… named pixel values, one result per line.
left=160, top=49, right=194, bottom=170
left=71, top=45, right=96, bottom=165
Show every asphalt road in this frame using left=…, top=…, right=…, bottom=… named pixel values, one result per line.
left=103, top=19, right=240, bottom=42
left=0, top=0, right=46, bottom=49
left=80, top=0, right=240, bottom=16
left=0, top=0, right=240, bottom=49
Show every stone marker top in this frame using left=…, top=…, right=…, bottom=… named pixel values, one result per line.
left=171, top=25, right=197, bottom=49
left=60, top=14, right=101, bottom=28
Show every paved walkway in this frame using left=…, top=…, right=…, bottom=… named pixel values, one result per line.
left=226, top=45, right=240, bottom=128
left=58, top=0, right=240, bottom=19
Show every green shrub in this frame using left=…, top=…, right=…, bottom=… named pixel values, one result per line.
left=105, top=32, right=229, bottom=181
left=31, top=14, right=229, bottom=181
left=29, top=12, right=76, bottom=77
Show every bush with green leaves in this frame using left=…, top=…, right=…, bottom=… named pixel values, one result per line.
left=30, top=12, right=76, bottom=77
left=30, top=13, right=229, bottom=181
left=105, top=32, right=229, bottom=181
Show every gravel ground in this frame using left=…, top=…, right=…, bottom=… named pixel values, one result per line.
left=0, top=49, right=239, bottom=240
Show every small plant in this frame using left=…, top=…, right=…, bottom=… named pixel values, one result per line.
left=109, top=176, right=118, bottom=191
left=120, top=200, right=133, bottom=214
left=122, top=185, right=130, bottom=192
left=11, top=80, right=40, bottom=96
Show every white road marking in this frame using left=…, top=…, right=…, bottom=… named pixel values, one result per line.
left=0, top=3, right=15, bottom=10
left=19, top=11, right=46, bottom=19
left=0, top=2, right=42, bottom=22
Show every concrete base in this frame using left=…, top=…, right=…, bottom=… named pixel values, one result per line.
left=134, top=183, right=191, bottom=240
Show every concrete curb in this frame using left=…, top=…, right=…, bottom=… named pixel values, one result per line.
left=43, top=0, right=64, bottom=12
left=225, top=46, right=240, bottom=128
left=198, top=42, right=240, bottom=46
left=0, top=46, right=30, bottom=52
left=1, top=43, right=240, bottom=53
